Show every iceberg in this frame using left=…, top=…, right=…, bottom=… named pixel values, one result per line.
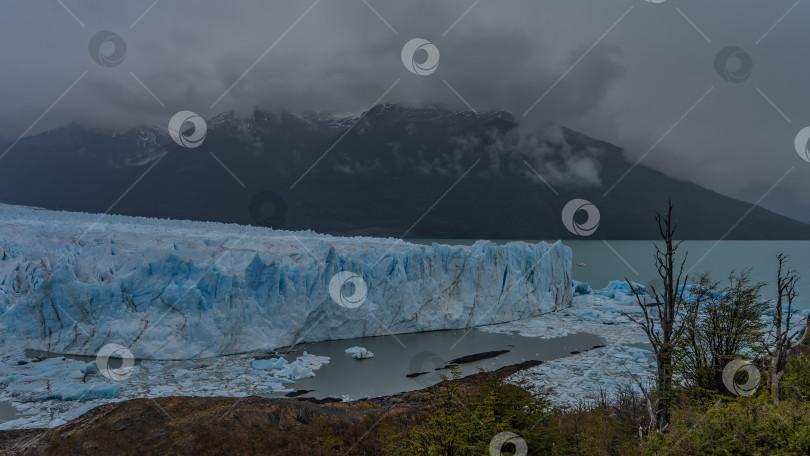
left=595, top=280, right=641, bottom=299
left=252, top=358, right=288, bottom=370
left=0, top=204, right=573, bottom=360
left=344, top=346, right=374, bottom=360
left=249, top=353, right=328, bottom=380
left=0, top=348, right=329, bottom=429
left=484, top=283, right=655, bottom=407
left=44, top=382, right=120, bottom=401
left=0, top=351, right=120, bottom=402
left=274, top=353, right=330, bottom=380
left=572, top=280, right=592, bottom=295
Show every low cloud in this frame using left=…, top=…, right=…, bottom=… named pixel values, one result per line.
left=0, top=0, right=808, bottom=221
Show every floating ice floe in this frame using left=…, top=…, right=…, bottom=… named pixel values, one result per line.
left=485, top=281, right=655, bottom=407
left=0, top=351, right=119, bottom=403
left=344, top=346, right=374, bottom=360
left=0, top=350, right=329, bottom=430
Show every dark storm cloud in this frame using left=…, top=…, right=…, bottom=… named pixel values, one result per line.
left=0, top=0, right=808, bottom=221
left=0, top=1, right=629, bottom=130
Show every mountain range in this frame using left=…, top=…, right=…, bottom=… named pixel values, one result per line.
left=0, top=104, right=807, bottom=240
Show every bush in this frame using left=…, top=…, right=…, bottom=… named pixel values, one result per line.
left=780, top=349, right=810, bottom=401
left=642, top=393, right=810, bottom=456
left=678, top=271, right=768, bottom=396
left=386, top=367, right=558, bottom=455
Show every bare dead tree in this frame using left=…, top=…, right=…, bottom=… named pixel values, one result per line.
left=766, top=253, right=808, bottom=402
left=624, top=200, right=691, bottom=429
left=622, top=365, right=657, bottom=435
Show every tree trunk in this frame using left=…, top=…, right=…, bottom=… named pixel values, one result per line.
left=657, top=346, right=673, bottom=427
left=774, top=372, right=782, bottom=403
left=771, top=347, right=782, bottom=403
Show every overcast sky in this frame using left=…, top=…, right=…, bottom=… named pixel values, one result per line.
left=1, top=0, right=809, bottom=222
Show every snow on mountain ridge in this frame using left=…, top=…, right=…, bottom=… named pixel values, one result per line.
left=0, top=205, right=573, bottom=359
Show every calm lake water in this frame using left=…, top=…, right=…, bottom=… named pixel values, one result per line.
left=0, top=330, right=605, bottom=424
left=413, top=240, right=810, bottom=309
left=274, top=329, right=604, bottom=400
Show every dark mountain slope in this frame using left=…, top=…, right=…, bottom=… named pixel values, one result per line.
left=0, top=104, right=806, bottom=240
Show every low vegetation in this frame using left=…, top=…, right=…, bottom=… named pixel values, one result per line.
left=379, top=348, right=810, bottom=455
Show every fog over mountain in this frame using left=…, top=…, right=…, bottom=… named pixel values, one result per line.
left=0, top=0, right=809, bottom=226
left=1, top=105, right=806, bottom=240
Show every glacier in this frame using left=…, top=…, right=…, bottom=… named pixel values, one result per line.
left=0, top=204, right=573, bottom=360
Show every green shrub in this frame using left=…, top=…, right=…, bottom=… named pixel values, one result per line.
left=642, top=393, right=810, bottom=456
left=780, top=347, right=810, bottom=401
left=386, top=368, right=558, bottom=455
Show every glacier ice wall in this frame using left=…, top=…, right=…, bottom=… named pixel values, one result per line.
left=0, top=204, right=572, bottom=359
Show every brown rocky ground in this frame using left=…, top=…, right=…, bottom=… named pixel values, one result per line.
left=0, top=361, right=541, bottom=455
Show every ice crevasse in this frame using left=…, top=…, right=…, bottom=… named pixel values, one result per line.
left=0, top=204, right=573, bottom=359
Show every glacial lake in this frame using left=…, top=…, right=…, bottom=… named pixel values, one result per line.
left=0, top=329, right=605, bottom=425
left=269, top=329, right=605, bottom=400
left=413, top=240, right=810, bottom=309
